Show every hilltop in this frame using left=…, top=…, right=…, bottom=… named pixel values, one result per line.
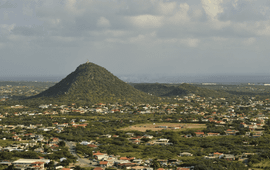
left=26, top=62, right=158, bottom=104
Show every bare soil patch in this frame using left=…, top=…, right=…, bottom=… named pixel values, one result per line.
left=120, top=123, right=206, bottom=132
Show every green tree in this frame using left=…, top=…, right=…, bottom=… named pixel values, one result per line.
left=151, top=159, right=160, bottom=170
left=45, top=161, right=55, bottom=170
left=58, top=141, right=66, bottom=147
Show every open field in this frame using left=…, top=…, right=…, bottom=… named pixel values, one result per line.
left=253, top=159, right=270, bottom=169
left=119, top=123, right=206, bottom=132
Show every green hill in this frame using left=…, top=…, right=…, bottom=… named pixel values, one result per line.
left=27, top=62, right=158, bottom=104
left=133, top=83, right=232, bottom=98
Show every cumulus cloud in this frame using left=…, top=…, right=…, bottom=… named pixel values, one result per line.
left=181, top=38, right=200, bottom=47
left=97, top=17, right=110, bottom=28
left=201, top=0, right=224, bottom=20
left=22, top=3, right=33, bottom=16
left=243, top=37, right=256, bottom=45
left=128, top=14, right=163, bottom=29
left=1, top=0, right=270, bottom=77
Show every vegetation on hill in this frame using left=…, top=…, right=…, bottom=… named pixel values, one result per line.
left=133, top=83, right=233, bottom=98
left=195, top=84, right=270, bottom=99
left=25, top=62, right=158, bottom=104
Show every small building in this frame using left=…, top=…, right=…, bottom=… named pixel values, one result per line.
left=179, top=152, right=193, bottom=157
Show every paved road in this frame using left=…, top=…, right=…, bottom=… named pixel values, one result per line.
left=65, top=141, right=94, bottom=167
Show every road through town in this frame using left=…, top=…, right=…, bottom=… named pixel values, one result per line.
left=65, top=141, right=94, bottom=167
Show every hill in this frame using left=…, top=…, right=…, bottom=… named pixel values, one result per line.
left=133, top=83, right=232, bottom=98
left=26, top=62, right=158, bottom=104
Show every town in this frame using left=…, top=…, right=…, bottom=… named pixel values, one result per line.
left=0, top=83, right=270, bottom=170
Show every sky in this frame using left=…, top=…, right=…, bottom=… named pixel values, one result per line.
left=1, top=0, right=270, bottom=81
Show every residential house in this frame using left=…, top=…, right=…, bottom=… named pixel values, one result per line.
left=222, top=154, right=235, bottom=161
left=225, top=129, right=239, bottom=135
left=99, top=161, right=109, bottom=168
left=12, top=159, right=50, bottom=170
left=194, top=132, right=205, bottom=137
left=93, top=152, right=108, bottom=160
left=179, top=152, right=193, bottom=157
left=207, top=133, right=220, bottom=136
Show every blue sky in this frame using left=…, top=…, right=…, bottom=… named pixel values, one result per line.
left=1, top=0, right=270, bottom=79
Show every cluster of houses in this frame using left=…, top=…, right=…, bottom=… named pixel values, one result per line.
left=1, top=94, right=270, bottom=169
left=89, top=152, right=194, bottom=170
left=0, top=135, right=61, bottom=153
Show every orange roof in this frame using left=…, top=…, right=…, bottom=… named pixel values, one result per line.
left=93, top=168, right=103, bottom=170
left=120, top=157, right=129, bottom=160
left=93, top=152, right=105, bottom=156
left=214, top=152, right=223, bottom=155
left=177, top=168, right=190, bottom=170
left=195, top=132, right=204, bottom=135
left=99, top=161, right=108, bottom=165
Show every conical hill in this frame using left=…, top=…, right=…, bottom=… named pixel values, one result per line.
left=28, top=62, right=158, bottom=104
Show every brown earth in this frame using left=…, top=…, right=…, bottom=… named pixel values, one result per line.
left=120, top=123, right=206, bottom=132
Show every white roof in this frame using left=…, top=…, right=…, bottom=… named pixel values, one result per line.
left=13, top=159, right=50, bottom=164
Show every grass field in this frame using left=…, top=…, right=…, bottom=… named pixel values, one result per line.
left=119, top=123, right=206, bottom=132
left=253, top=159, right=270, bottom=169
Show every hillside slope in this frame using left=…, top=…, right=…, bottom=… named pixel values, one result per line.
left=133, top=83, right=232, bottom=98
left=27, top=62, right=158, bottom=104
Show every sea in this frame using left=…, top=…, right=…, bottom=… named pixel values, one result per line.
left=1, top=75, right=270, bottom=85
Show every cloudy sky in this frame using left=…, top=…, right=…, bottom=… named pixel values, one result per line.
left=1, top=0, right=270, bottom=80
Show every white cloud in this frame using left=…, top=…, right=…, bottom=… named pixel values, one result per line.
left=2, top=0, right=270, bottom=77
left=0, top=24, right=15, bottom=34
left=201, top=0, right=224, bottom=20
left=232, top=0, right=238, bottom=8
left=97, top=17, right=110, bottom=28
left=129, top=32, right=156, bottom=43
left=3, top=11, right=9, bottom=20
left=256, top=21, right=270, bottom=36
left=192, top=9, right=203, bottom=19
left=181, top=38, right=200, bottom=47
left=128, top=14, right=163, bottom=29
left=156, top=1, right=177, bottom=15
left=23, top=3, right=33, bottom=16
left=243, top=37, right=256, bottom=45
left=167, top=3, right=190, bottom=24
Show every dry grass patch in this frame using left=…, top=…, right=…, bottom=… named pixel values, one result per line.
left=120, top=123, right=206, bottom=132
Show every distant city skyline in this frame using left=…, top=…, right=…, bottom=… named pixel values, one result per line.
left=1, top=0, right=270, bottom=79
